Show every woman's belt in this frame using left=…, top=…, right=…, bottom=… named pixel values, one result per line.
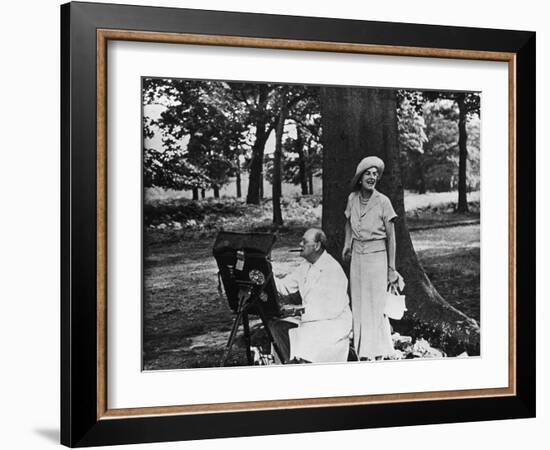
left=352, top=239, right=386, bottom=254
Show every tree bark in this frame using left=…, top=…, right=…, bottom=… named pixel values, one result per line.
left=213, top=185, right=220, bottom=199
left=308, top=146, right=314, bottom=195
left=456, top=94, right=469, bottom=213
left=246, top=85, right=270, bottom=204
left=319, top=86, right=479, bottom=356
left=201, top=189, right=205, bottom=199
left=192, top=188, right=199, bottom=201
left=273, top=97, right=288, bottom=227
left=259, top=173, right=264, bottom=199
left=296, top=125, right=309, bottom=195
left=235, top=157, right=242, bottom=198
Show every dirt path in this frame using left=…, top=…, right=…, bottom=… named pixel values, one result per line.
left=411, top=223, right=479, bottom=253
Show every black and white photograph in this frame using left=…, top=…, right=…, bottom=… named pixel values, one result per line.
left=142, top=78, right=481, bottom=370
left=0, top=0, right=543, bottom=447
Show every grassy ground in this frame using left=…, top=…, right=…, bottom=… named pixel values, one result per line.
left=143, top=213, right=480, bottom=370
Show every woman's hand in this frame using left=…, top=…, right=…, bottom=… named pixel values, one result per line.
left=387, top=267, right=399, bottom=285
left=387, top=267, right=405, bottom=294
left=387, top=283, right=399, bottom=295
left=342, top=246, right=352, bottom=262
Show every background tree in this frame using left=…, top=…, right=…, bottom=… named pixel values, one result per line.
left=142, top=78, right=248, bottom=199
left=280, top=125, right=323, bottom=196
left=209, top=82, right=252, bottom=199
left=226, top=83, right=278, bottom=204
left=420, top=99, right=481, bottom=193
left=422, top=100, right=461, bottom=192
left=320, top=86, right=480, bottom=355
left=396, top=90, right=481, bottom=196
left=272, top=86, right=289, bottom=227
left=143, top=79, right=211, bottom=196
left=397, top=92, right=428, bottom=193
left=269, top=85, right=317, bottom=225
left=284, top=87, right=322, bottom=195
left=143, top=145, right=210, bottom=191
left=423, top=91, right=480, bottom=211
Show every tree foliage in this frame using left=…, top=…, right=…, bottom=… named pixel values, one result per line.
left=397, top=90, right=481, bottom=194
left=143, top=79, right=481, bottom=211
left=142, top=78, right=249, bottom=192
left=143, top=78, right=325, bottom=210
left=264, top=87, right=323, bottom=192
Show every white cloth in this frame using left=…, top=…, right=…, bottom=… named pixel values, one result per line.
left=275, top=251, right=352, bottom=363
left=350, top=249, right=394, bottom=359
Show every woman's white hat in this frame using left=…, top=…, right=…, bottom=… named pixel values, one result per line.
left=351, top=156, right=385, bottom=189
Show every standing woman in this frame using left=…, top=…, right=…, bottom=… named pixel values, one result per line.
left=342, top=156, right=401, bottom=360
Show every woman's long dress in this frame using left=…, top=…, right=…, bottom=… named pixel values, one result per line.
left=345, top=189, right=397, bottom=359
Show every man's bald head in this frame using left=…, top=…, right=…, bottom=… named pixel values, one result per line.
left=300, top=228, right=327, bottom=263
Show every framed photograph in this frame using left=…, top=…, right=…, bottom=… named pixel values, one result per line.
left=61, top=1, right=535, bottom=447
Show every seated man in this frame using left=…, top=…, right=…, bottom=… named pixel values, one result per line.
left=271, top=228, right=352, bottom=363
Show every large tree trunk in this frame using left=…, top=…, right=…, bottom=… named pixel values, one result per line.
left=456, top=94, right=469, bottom=213
left=192, top=188, right=199, bottom=201
left=213, top=185, right=220, bottom=199
left=247, top=127, right=268, bottom=204
left=235, top=157, right=242, bottom=198
left=319, top=86, right=479, bottom=356
left=201, top=189, right=206, bottom=199
left=246, top=85, right=270, bottom=204
left=272, top=98, right=288, bottom=227
left=307, top=146, right=314, bottom=195
left=296, top=125, right=309, bottom=195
